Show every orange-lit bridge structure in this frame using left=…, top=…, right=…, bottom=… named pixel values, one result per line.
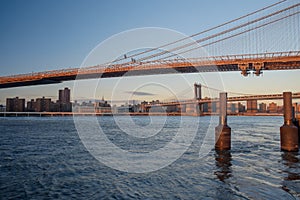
left=0, top=51, right=300, bottom=89
left=1, top=1, right=299, bottom=89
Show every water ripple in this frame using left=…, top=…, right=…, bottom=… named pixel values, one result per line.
left=0, top=116, right=300, bottom=199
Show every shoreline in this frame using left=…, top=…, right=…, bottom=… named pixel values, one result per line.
left=0, top=112, right=285, bottom=117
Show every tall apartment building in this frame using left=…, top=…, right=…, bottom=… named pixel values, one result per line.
left=6, top=97, right=25, bottom=112
left=24, top=87, right=72, bottom=112
left=58, top=87, right=72, bottom=112
left=59, top=87, right=70, bottom=103
left=35, top=97, right=51, bottom=112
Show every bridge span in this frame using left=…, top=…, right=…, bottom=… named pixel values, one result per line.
left=145, top=92, right=300, bottom=107
left=0, top=51, right=300, bottom=89
left=1, top=2, right=299, bottom=89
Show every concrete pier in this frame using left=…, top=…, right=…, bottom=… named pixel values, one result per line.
left=280, top=92, right=299, bottom=152
left=215, top=93, right=231, bottom=150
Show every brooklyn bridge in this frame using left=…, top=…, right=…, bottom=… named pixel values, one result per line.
left=0, top=1, right=299, bottom=89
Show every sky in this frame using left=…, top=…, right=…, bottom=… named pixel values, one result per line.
left=0, top=0, right=299, bottom=105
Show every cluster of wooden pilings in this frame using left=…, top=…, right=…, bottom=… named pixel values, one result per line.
left=215, top=92, right=300, bottom=152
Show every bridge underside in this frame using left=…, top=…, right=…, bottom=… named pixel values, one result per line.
left=1, top=79, right=62, bottom=88
left=0, top=65, right=237, bottom=89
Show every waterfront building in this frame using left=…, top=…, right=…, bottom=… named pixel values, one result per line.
left=165, top=105, right=179, bottom=113
left=0, top=105, right=5, bottom=112
left=211, top=102, right=219, bottom=113
left=227, top=103, right=238, bottom=114
left=74, top=105, right=95, bottom=113
left=59, top=87, right=70, bottom=103
left=24, top=88, right=72, bottom=112
left=268, top=102, right=278, bottom=113
left=202, top=102, right=209, bottom=113
left=27, top=99, right=36, bottom=112
left=202, top=101, right=219, bottom=113
left=247, top=100, right=258, bottom=113
left=50, top=101, right=60, bottom=112
left=258, top=103, right=267, bottom=113
left=81, top=101, right=94, bottom=107
left=58, top=102, right=72, bottom=112
left=179, top=104, right=186, bottom=113
left=58, top=87, right=72, bottom=112
left=140, top=101, right=149, bottom=113
left=95, top=100, right=111, bottom=113
left=117, top=105, right=133, bottom=113
left=238, top=102, right=246, bottom=113
left=293, top=103, right=298, bottom=114
left=131, top=104, right=142, bottom=113
left=94, top=106, right=111, bottom=113
left=73, top=98, right=111, bottom=113
left=6, top=97, right=25, bottom=112
left=94, top=97, right=111, bottom=113
left=35, top=97, right=51, bottom=112
left=277, top=105, right=283, bottom=114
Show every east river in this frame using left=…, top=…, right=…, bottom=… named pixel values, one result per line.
left=1, top=116, right=300, bottom=199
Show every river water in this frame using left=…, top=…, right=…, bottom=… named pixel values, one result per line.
left=1, top=116, right=300, bottom=199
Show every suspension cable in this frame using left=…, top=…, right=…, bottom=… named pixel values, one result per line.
left=159, top=9, right=300, bottom=60
left=94, top=0, right=288, bottom=67
left=138, top=3, right=300, bottom=62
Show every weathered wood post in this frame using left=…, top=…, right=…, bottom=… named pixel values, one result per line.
left=215, top=92, right=231, bottom=150
left=280, top=92, right=298, bottom=151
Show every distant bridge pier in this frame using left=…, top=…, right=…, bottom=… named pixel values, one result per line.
left=215, top=92, right=231, bottom=150
left=280, top=92, right=298, bottom=152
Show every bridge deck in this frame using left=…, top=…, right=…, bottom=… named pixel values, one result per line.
left=1, top=51, right=300, bottom=89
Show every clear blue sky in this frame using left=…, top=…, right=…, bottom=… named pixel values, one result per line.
left=0, top=0, right=299, bottom=105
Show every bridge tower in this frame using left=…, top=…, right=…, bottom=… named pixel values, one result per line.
left=215, top=92, right=231, bottom=150
left=194, top=83, right=201, bottom=100
left=194, top=83, right=202, bottom=115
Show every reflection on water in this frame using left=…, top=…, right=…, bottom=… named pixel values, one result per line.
left=281, top=152, right=300, bottom=197
left=282, top=152, right=300, bottom=181
left=214, top=150, right=232, bottom=182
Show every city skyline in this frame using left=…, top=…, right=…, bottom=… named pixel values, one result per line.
left=3, top=88, right=300, bottom=106
left=3, top=87, right=300, bottom=114
left=5, top=87, right=72, bottom=112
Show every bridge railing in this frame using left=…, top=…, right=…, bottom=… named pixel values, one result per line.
left=0, top=68, right=80, bottom=81
left=103, top=51, right=300, bottom=72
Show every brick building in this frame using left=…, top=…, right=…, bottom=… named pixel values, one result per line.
left=6, top=97, right=25, bottom=112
